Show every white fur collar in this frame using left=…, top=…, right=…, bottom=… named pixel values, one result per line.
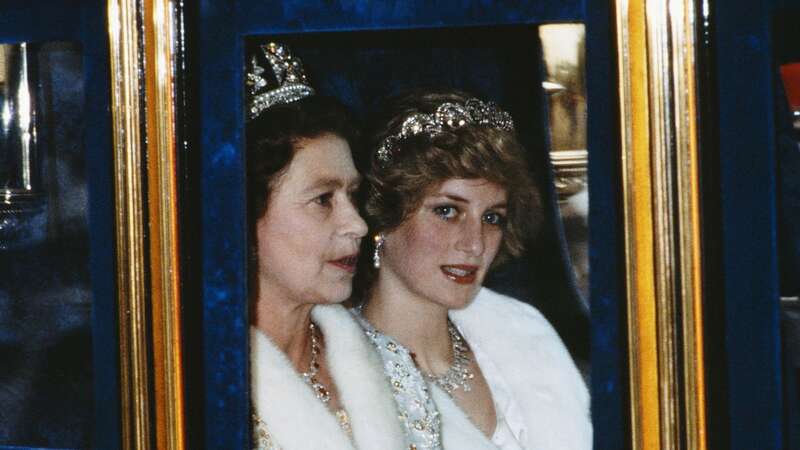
left=431, top=387, right=496, bottom=450
left=447, top=287, right=592, bottom=450
left=251, top=304, right=405, bottom=450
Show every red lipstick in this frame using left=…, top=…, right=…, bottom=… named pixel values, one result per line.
left=440, top=264, right=479, bottom=285
left=329, top=254, right=358, bottom=273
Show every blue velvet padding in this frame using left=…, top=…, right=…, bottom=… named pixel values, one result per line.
left=716, top=0, right=783, bottom=448
left=198, top=1, right=250, bottom=448
left=585, top=0, right=628, bottom=448
left=238, top=0, right=585, bottom=34
left=0, top=0, right=82, bottom=44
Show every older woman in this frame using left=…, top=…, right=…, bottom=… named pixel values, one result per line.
left=355, top=89, right=591, bottom=449
left=247, top=43, right=404, bottom=450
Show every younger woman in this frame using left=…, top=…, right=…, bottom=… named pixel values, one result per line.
left=356, top=89, right=591, bottom=450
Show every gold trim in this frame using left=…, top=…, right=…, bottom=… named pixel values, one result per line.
left=671, top=1, right=708, bottom=448
left=615, top=0, right=707, bottom=448
left=109, top=0, right=186, bottom=447
left=144, top=0, right=186, bottom=449
left=615, top=0, right=661, bottom=447
left=107, top=0, right=152, bottom=449
left=645, top=2, right=680, bottom=447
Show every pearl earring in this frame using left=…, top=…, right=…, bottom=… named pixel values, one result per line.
left=373, top=234, right=385, bottom=269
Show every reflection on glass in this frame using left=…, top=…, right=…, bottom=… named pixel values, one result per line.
left=0, top=42, right=92, bottom=448
left=780, top=63, right=800, bottom=130
left=1, top=43, right=45, bottom=249
left=539, top=24, right=589, bottom=303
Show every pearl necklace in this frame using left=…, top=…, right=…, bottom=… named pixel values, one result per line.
left=422, top=321, right=475, bottom=396
left=301, top=322, right=331, bottom=403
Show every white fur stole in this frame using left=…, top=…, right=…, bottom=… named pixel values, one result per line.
left=251, top=304, right=405, bottom=450
left=443, top=287, right=592, bottom=450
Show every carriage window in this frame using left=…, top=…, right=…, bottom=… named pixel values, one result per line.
left=539, top=24, right=589, bottom=304
left=247, top=24, right=592, bottom=401
left=0, top=41, right=92, bottom=448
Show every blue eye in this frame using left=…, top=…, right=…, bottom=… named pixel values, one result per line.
left=433, top=205, right=458, bottom=220
left=483, top=212, right=506, bottom=225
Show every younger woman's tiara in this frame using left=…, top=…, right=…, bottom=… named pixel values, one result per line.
left=375, top=98, right=516, bottom=165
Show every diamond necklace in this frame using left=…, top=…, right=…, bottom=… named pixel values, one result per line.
left=301, top=322, right=331, bottom=403
left=422, top=320, right=475, bottom=396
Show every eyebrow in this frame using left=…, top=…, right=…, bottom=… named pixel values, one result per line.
left=304, top=175, right=362, bottom=193
left=433, top=193, right=508, bottom=210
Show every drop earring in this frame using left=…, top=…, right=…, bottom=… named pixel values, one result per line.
left=373, top=233, right=385, bottom=269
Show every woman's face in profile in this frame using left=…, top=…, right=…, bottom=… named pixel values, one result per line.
left=255, top=134, right=367, bottom=305
left=382, top=178, right=508, bottom=309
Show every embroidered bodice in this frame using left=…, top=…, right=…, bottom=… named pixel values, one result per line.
left=355, top=315, right=444, bottom=450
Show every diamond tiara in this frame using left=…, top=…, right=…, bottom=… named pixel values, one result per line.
left=375, top=98, right=516, bottom=165
left=246, top=42, right=315, bottom=120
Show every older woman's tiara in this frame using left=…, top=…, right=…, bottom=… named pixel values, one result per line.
left=246, top=42, right=315, bottom=120
left=375, top=98, right=516, bottom=165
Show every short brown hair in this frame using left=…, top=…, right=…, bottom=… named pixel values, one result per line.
left=247, top=95, right=357, bottom=222
left=358, top=89, right=542, bottom=280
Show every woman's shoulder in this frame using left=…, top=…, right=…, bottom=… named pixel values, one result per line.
left=456, top=287, right=562, bottom=342
left=454, top=288, right=592, bottom=449
left=452, top=287, right=589, bottom=408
